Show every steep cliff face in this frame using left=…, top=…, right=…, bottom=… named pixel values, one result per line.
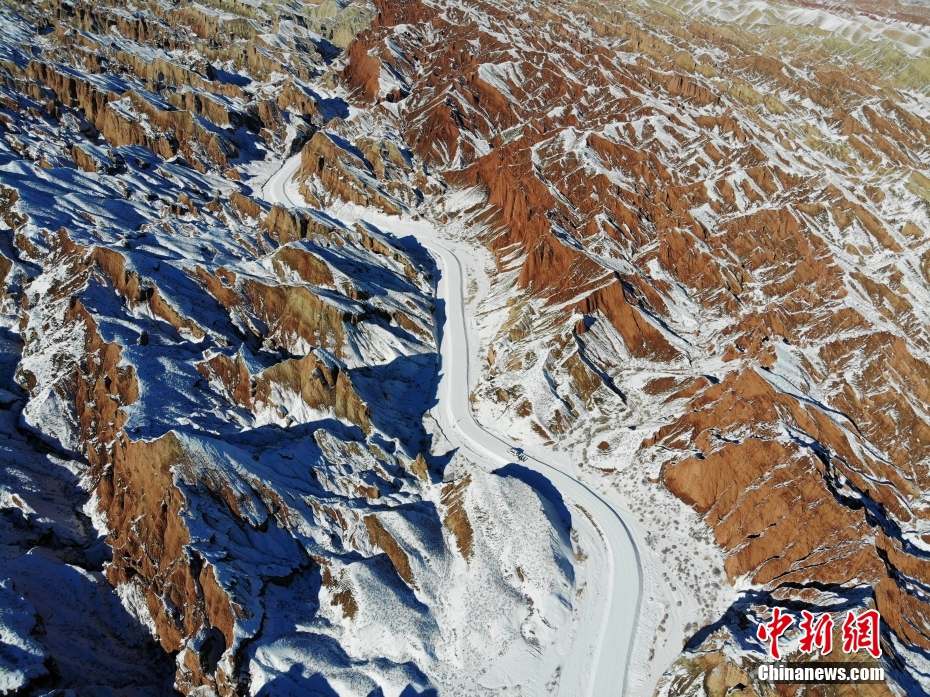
left=339, top=0, right=930, bottom=693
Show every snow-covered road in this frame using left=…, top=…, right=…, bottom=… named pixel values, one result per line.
left=261, top=155, right=642, bottom=696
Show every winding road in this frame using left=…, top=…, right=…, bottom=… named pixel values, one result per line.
left=262, top=155, right=643, bottom=696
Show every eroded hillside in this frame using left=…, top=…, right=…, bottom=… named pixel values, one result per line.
left=0, top=1, right=582, bottom=695
left=1, top=0, right=929, bottom=695
left=338, top=0, right=930, bottom=694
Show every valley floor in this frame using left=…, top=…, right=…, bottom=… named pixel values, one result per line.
left=264, top=155, right=650, bottom=696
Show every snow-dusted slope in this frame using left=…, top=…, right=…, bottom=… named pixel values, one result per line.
left=265, top=155, right=643, bottom=696
left=0, top=1, right=598, bottom=695
left=2, top=0, right=930, bottom=695
left=341, top=0, right=930, bottom=695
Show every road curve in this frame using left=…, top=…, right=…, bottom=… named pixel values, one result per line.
left=261, top=155, right=643, bottom=696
